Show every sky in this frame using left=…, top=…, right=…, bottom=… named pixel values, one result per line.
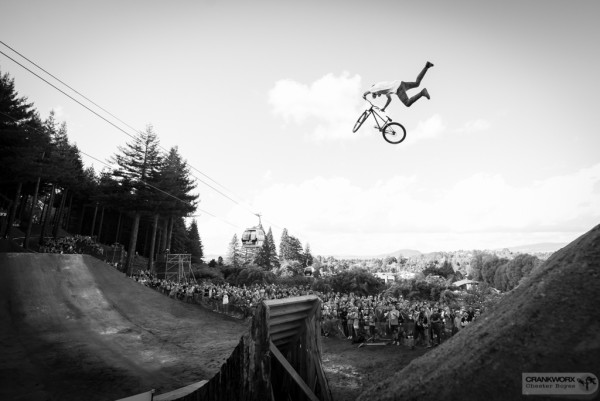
left=1, top=0, right=599, bottom=257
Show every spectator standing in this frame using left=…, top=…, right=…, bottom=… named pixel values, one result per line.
left=223, top=292, right=229, bottom=313
left=339, top=307, right=349, bottom=338
left=453, top=309, right=462, bottom=333
left=415, top=310, right=427, bottom=347
left=387, top=305, right=400, bottom=336
left=405, top=310, right=416, bottom=349
left=347, top=308, right=355, bottom=340
left=430, top=308, right=443, bottom=346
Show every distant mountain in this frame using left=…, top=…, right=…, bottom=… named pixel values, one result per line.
left=501, top=242, right=567, bottom=254
left=327, top=243, right=566, bottom=260
left=331, top=249, right=422, bottom=260
left=380, top=249, right=423, bottom=259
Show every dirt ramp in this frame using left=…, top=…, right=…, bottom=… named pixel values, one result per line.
left=358, top=224, right=600, bottom=401
left=0, top=253, right=246, bottom=401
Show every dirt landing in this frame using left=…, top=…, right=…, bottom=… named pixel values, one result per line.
left=357, top=224, right=600, bottom=401
left=0, top=254, right=248, bottom=401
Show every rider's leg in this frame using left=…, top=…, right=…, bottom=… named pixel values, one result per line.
left=397, top=88, right=430, bottom=107
left=396, top=62, right=433, bottom=106
left=399, top=62, right=432, bottom=91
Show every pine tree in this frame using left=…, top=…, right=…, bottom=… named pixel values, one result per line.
left=267, top=227, right=280, bottom=268
left=0, top=70, right=48, bottom=238
left=46, top=120, right=84, bottom=238
left=110, top=125, right=163, bottom=275
left=278, top=228, right=304, bottom=263
left=254, top=239, right=271, bottom=270
left=226, top=234, right=242, bottom=267
left=155, top=147, right=198, bottom=251
left=187, top=219, right=204, bottom=264
left=303, top=243, right=313, bottom=267
left=279, top=228, right=289, bottom=261
left=254, top=227, right=279, bottom=270
left=287, top=235, right=304, bottom=263
left=169, top=216, right=189, bottom=254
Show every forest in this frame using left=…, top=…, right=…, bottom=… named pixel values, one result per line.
left=1, top=69, right=201, bottom=274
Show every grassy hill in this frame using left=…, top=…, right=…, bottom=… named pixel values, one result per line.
left=358, top=223, right=600, bottom=401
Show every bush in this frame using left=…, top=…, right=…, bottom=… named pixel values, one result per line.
left=224, top=266, right=277, bottom=286
left=310, top=278, right=332, bottom=294
left=325, top=269, right=384, bottom=296
left=439, top=289, right=457, bottom=305
left=276, top=275, right=313, bottom=288
left=193, top=265, right=224, bottom=283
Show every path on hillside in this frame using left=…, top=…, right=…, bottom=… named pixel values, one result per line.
left=0, top=254, right=248, bottom=401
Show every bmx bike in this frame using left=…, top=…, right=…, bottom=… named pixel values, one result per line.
left=352, top=99, right=407, bottom=144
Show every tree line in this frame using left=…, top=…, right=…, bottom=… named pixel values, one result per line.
left=0, top=69, right=203, bottom=273
left=468, top=251, right=542, bottom=292
left=220, top=227, right=314, bottom=273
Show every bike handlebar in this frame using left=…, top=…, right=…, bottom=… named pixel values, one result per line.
left=363, top=97, right=379, bottom=109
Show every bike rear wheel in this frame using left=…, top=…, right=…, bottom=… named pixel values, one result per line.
left=353, top=110, right=370, bottom=133
left=382, top=122, right=407, bottom=144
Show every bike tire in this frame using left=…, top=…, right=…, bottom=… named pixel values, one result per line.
left=352, top=110, right=370, bottom=133
left=382, top=122, right=407, bottom=144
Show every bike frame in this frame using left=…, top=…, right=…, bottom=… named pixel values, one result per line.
left=364, top=100, right=390, bottom=131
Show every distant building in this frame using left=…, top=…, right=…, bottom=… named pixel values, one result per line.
left=374, top=272, right=396, bottom=284
left=452, top=279, right=479, bottom=290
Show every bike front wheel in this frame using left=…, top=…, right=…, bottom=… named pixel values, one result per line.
left=353, top=110, right=370, bottom=133
left=382, top=122, right=407, bottom=144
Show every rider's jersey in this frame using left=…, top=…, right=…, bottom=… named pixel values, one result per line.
left=368, top=80, right=401, bottom=96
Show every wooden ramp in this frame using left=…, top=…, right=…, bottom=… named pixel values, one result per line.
left=153, top=381, right=207, bottom=401
left=175, top=295, right=332, bottom=401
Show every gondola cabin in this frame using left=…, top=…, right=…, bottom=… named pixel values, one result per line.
left=241, top=226, right=266, bottom=248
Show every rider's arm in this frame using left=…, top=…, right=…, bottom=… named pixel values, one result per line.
left=381, top=94, right=392, bottom=111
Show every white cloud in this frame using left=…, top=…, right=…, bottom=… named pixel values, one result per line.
left=268, top=72, right=365, bottom=141
left=197, top=164, right=600, bottom=256
left=455, top=118, right=491, bottom=133
left=401, top=114, right=447, bottom=146
left=262, top=169, right=273, bottom=182
left=244, top=164, right=599, bottom=254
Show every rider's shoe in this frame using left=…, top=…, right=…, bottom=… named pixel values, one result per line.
left=422, top=88, right=430, bottom=100
left=426, top=61, right=434, bottom=68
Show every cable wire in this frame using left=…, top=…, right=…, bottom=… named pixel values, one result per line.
left=0, top=44, right=250, bottom=212
left=0, top=43, right=302, bottom=241
left=0, top=110, right=241, bottom=230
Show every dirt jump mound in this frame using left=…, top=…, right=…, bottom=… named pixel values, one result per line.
left=0, top=254, right=247, bottom=401
left=358, top=224, right=600, bottom=401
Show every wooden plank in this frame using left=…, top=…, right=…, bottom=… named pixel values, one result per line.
left=153, top=381, right=207, bottom=400
left=267, top=302, right=315, bottom=317
left=271, top=328, right=301, bottom=342
left=268, top=311, right=309, bottom=326
left=269, top=321, right=303, bottom=335
left=272, top=338, right=291, bottom=348
left=264, top=295, right=319, bottom=308
left=269, top=341, right=320, bottom=401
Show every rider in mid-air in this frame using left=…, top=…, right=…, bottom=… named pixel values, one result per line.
left=363, top=61, right=434, bottom=111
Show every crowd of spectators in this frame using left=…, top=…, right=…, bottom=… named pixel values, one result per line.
left=319, top=292, right=481, bottom=347
left=129, top=270, right=483, bottom=348
left=39, top=235, right=105, bottom=256
left=35, top=235, right=484, bottom=349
